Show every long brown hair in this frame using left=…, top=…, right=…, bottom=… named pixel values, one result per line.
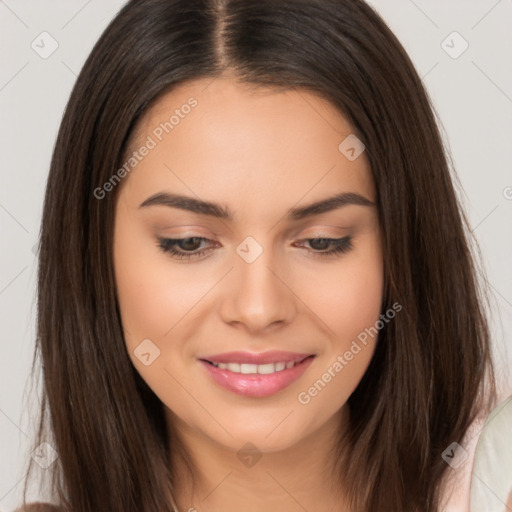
left=23, top=0, right=496, bottom=510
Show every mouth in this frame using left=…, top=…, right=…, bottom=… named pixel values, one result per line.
left=198, top=352, right=315, bottom=398
left=201, top=355, right=313, bottom=374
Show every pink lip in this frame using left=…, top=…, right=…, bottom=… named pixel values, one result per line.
left=199, top=350, right=312, bottom=365
left=199, top=354, right=315, bottom=398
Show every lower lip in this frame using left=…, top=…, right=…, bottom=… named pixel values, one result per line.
left=199, top=356, right=315, bottom=398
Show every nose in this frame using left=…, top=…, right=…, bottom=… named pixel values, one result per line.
left=218, top=242, right=297, bottom=335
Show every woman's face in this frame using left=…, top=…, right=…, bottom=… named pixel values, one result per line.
left=113, top=77, right=383, bottom=454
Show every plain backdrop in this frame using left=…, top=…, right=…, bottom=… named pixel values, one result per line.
left=1, top=1, right=511, bottom=510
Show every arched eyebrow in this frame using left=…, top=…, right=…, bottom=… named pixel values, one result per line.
left=139, top=191, right=375, bottom=220
left=287, top=192, right=375, bottom=220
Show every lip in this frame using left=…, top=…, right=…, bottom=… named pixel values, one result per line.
left=199, top=350, right=312, bottom=365
left=198, top=353, right=315, bottom=398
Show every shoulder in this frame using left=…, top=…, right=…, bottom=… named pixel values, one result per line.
left=440, top=394, right=512, bottom=512
left=439, top=412, right=486, bottom=512
left=470, top=394, right=512, bottom=511
left=13, top=503, right=63, bottom=512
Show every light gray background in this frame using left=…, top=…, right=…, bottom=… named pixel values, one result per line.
left=1, top=1, right=511, bottom=510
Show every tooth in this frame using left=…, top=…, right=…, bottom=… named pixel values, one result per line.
left=226, top=362, right=240, bottom=372
left=210, top=361, right=300, bottom=374
left=240, top=363, right=258, bottom=374
left=257, top=363, right=276, bottom=374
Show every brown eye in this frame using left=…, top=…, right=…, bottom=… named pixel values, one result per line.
left=308, top=238, right=331, bottom=251
left=296, top=236, right=353, bottom=257
left=157, top=236, right=216, bottom=260
left=177, top=237, right=203, bottom=251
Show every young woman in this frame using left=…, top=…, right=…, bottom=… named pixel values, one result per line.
left=19, top=0, right=497, bottom=511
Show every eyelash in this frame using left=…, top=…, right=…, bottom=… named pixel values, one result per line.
left=156, top=236, right=353, bottom=260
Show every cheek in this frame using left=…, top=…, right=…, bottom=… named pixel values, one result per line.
left=293, top=235, right=383, bottom=407
left=296, top=233, right=383, bottom=344
left=114, top=220, right=209, bottom=345
left=332, top=259, right=383, bottom=341
left=113, top=224, right=176, bottom=395
left=113, top=219, right=200, bottom=413
left=114, top=236, right=172, bottom=342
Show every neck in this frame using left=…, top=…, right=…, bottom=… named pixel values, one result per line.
left=166, top=407, right=351, bottom=512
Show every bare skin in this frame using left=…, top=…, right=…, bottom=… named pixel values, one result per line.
left=113, top=76, right=383, bottom=511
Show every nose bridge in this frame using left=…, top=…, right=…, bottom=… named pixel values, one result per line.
left=219, top=235, right=296, bottom=331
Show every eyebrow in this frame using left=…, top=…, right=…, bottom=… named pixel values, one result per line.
left=139, top=191, right=375, bottom=220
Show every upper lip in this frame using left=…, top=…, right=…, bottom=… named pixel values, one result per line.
left=199, top=351, right=313, bottom=365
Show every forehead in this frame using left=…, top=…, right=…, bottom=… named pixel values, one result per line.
left=121, top=77, right=375, bottom=214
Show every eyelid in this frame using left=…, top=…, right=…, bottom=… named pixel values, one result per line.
left=156, top=234, right=353, bottom=261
